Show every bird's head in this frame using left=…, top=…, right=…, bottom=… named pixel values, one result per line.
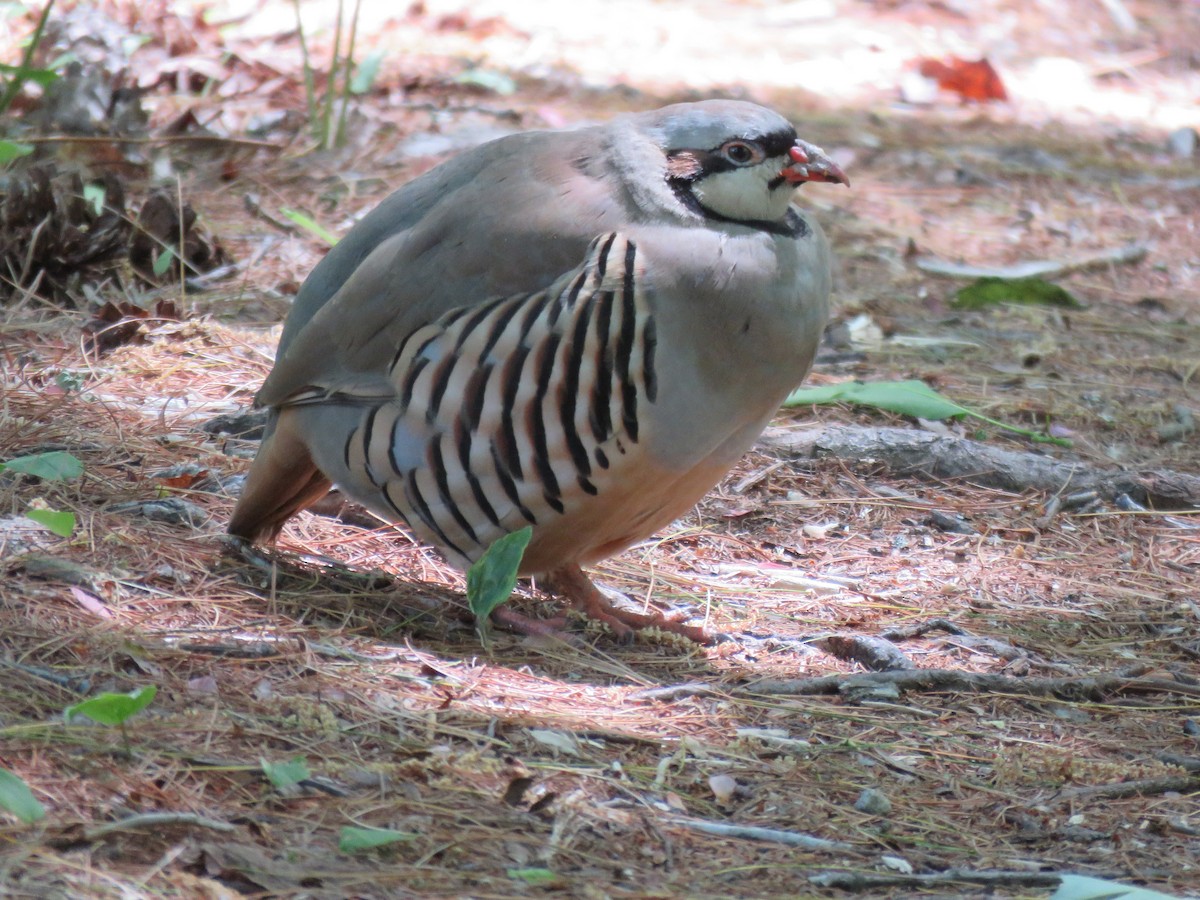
left=640, top=100, right=849, bottom=228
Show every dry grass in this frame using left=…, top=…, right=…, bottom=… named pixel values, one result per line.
left=3, top=0, right=1200, bottom=897
left=3, top=318, right=1198, bottom=896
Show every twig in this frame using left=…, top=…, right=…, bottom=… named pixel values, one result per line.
left=304, top=641, right=409, bottom=664
left=630, top=683, right=719, bottom=702
left=746, top=669, right=1200, bottom=701
left=178, top=642, right=282, bottom=659
left=668, top=818, right=853, bottom=853
left=809, top=868, right=1063, bottom=890
left=393, top=99, right=522, bottom=121
left=762, top=425, right=1200, bottom=509
left=18, top=134, right=280, bottom=150
left=0, top=659, right=91, bottom=693
left=1057, top=774, right=1200, bottom=802
left=83, top=812, right=236, bottom=841
left=812, top=634, right=914, bottom=671
left=878, top=618, right=966, bottom=641
left=913, top=243, right=1147, bottom=280
left=1157, top=753, right=1200, bottom=773
left=243, top=194, right=298, bottom=234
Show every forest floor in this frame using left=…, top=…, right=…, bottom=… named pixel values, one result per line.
left=1, top=1, right=1199, bottom=897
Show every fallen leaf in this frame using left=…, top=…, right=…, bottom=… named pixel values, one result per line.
left=953, top=277, right=1081, bottom=310
left=70, top=586, right=112, bottom=619
left=187, top=675, right=219, bottom=695
left=917, top=56, right=1008, bottom=102
left=338, top=825, right=417, bottom=853
left=83, top=298, right=184, bottom=355
left=527, top=728, right=581, bottom=757
left=0, top=768, right=45, bottom=824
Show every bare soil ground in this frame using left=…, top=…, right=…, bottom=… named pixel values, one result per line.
left=1, top=1, right=1198, bottom=897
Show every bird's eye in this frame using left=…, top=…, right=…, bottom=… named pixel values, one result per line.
left=722, top=141, right=759, bottom=165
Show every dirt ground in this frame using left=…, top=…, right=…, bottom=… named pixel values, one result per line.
left=1, top=0, right=1199, bottom=897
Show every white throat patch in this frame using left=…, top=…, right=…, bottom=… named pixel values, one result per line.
left=690, top=162, right=794, bottom=223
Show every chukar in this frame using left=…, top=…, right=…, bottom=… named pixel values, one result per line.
left=228, top=100, right=847, bottom=642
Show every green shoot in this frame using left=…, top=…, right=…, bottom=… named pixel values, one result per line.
left=467, top=526, right=533, bottom=646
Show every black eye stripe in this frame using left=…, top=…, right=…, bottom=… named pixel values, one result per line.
left=758, top=129, right=799, bottom=157
left=666, top=127, right=797, bottom=164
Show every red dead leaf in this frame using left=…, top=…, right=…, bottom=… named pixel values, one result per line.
left=83, top=298, right=185, bottom=354
left=159, top=470, right=210, bottom=489
left=917, top=56, right=1008, bottom=103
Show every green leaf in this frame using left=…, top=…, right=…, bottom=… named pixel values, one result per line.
left=0, top=62, right=58, bottom=87
left=280, top=207, right=339, bottom=246
left=953, top=277, right=1082, bottom=310
left=507, top=868, right=559, bottom=885
left=1, top=451, right=84, bottom=481
left=0, top=767, right=45, bottom=824
left=350, top=49, right=384, bottom=94
left=260, top=755, right=309, bottom=790
left=1052, top=874, right=1182, bottom=900
left=467, top=526, right=532, bottom=633
left=55, top=370, right=85, bottom=393
left=26, top=508, right=76, bottom=538
left=338, top=825, right=417, bottom=852
left=785, top=380, right=968, bottom=420
left=784, top=380, right=1072, bottom=447
left=454, top=67, right=516, bottom=95
left=44, top=51, right=79, bottom=71
left=152, top=246, right=176, bottom=277
left=83, top=182, right=106, bottom=216
left=0, top=139, right=33, bottom=163
left=64, top=685, right=157, bottom=726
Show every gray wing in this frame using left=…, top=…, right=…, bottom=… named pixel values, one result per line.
left=264, top=124, right=623, bottom=403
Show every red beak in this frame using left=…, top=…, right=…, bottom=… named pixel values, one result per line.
left=782, top=140, right=850, bottom=187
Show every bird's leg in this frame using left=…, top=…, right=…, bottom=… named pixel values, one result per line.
left=488, top=605, right=574, bottom=642
left=539, top=565, right=712, bottom=644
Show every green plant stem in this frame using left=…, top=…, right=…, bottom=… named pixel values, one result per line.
left=960, top=410, right=1072, bottom=447
left=0, top=0, right=55, bottom=114
left=292, top=0, right=318, bottom=132
left=335, top=0, right=363, bottom=147
left=321, top=0, right=345, bottom=148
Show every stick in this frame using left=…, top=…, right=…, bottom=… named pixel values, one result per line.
left=762, top=425, right=1200, bottom=509
left=669, top=818, right=853, bottom=852
left=913, top=243, right=1147, bottom=280
left=83, top=812, right=236, bottom=840
left=809, top=868, right=1064, bottom=889
left=746, top=669, right=1200, bottom=701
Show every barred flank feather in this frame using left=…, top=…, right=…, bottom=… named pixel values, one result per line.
left=340, top=233, right=656, bottom=566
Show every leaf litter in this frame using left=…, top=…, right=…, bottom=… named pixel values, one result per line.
left=1, top=0, right=1199, bottom=897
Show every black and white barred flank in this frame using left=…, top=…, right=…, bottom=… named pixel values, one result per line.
left=337, top=233, right=658, bottom=564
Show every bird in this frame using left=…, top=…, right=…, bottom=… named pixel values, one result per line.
left=228, top=99, right=847, bottom=643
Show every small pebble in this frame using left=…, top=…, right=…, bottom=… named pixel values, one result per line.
left=854, top=787, right=892, bottom=815
left=880, top=854, right=913, bottom=874
left=1167, top=127, right=1198, bottom=159
left=709, top=774, right=738, bottom=804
